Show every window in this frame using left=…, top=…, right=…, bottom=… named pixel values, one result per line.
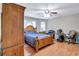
left=40, top=22, right=46, bottom=32
left=32, top=21, right=36, bottom=28
left=24, top=20, right=36, bottom=28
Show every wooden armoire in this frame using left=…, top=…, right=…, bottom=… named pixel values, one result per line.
left=2, top=3, right=25, bottom=56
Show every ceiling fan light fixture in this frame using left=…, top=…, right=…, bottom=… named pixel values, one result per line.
left=45, top=9, right=49, bottom=14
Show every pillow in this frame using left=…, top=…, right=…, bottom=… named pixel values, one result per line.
left=24, top=30, right=37, bottom=34
left=69, top=30, right=77, bottom=36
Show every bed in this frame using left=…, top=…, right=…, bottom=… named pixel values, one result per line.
left=24, top=25, right=53, bottom=51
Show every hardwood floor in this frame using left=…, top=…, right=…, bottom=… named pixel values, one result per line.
left=24, top=41, right=79, bottom=56
left=24, top=44, right=36, bottom=56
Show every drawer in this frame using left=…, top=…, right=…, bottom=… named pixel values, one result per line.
left=3, top=44, right=24, bottom=56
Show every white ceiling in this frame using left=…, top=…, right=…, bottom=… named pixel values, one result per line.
left=1, top=3, right=79, bottom=19
left=18, top=3, right=79, bottom=19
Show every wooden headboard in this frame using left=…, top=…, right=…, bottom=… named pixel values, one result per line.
left=24, top=25, right=36, bottom=32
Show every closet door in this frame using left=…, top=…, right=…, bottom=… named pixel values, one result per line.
left=2, top=3, right=25, bottom=56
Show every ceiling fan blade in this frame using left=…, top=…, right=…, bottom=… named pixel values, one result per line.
left=50, top=12, right=58, bottom=14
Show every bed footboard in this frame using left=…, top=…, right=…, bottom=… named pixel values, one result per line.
left=35, top=36, right=53, bottom=52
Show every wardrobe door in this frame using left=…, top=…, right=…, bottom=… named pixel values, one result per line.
left=2, top=3, right=25, bottom=56
left=3, top=44, right=24, bottom=56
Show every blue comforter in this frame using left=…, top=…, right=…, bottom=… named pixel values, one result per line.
left=24, top=30, right=49, bottom=47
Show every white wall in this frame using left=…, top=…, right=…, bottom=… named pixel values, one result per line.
left=0, top=15, right=1, bottom=54
left=47, top=14, right=79, bottom=34
left=0, top=15, right=1, bottom=41
left=0, top=15, right=1, bottom=55
left=24, top=16, right=48, bottom=32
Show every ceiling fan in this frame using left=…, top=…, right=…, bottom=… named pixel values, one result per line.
left=44, top=9, right=57, bottom=14
left=43, top=9, right=58, bottom=17
left=27, top=7, right=58, bottom=17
